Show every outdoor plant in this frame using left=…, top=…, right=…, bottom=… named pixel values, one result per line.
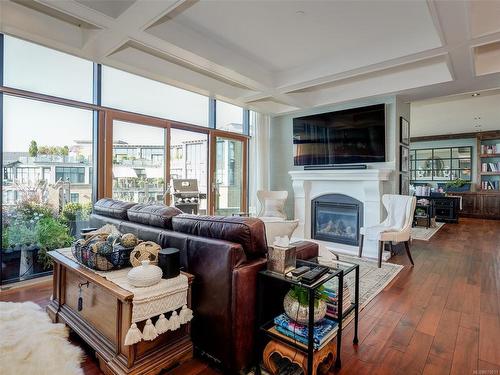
left=6, top=216, right=40, bottom=247
left=2, top=228, right=8, bottom=250
left=61, top=202, right=92, bottom=222
left=16, top=199, right=54, bottom=221
left=36, top=217, right=73, bottom=269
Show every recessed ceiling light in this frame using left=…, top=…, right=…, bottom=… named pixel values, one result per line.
left=471, top=93, right=480, bottom=97
left=296, top=10, right=305, bottom=15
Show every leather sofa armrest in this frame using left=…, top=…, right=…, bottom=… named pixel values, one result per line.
left=231, top=257, right=268, bottom=371
left=293, top=240, right=319, bottom=260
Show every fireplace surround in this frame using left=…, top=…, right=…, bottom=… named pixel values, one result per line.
left=289, top=168, right=393, bottom=258
left=311, top=194, right=363, bottom=246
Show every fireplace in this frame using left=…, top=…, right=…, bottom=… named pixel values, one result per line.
left=311, top=194, right=363, bottom=246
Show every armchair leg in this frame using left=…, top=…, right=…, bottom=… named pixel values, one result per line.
left=389, top=241, right=394, bottom=255
left=358, top=234, right=364, bottom=258
left=378, top=241, right=384, bottom=268
left=404, top=241, right=414, bottom=266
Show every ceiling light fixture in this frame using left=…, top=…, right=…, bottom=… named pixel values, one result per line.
left=296, top=10, right=305, bottom=15
left=471, top=93, right=480, bottom=97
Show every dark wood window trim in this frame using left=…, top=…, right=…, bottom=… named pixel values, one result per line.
left=1, top=85, right=250, bottom=214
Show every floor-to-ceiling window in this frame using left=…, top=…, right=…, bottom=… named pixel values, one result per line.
left=216, top=100, right=244, bottom=133
left=1, top=33, right=251, bottom=284
left=2, top=96, right=94, bottom=283
left=170, top=128, right=208, bottom=214
left=112, top=120, right=165, bottom=203
left=102, top=66, right=209, bottom=127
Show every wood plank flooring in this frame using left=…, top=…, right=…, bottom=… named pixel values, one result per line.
left=1, top=218, right=499, bottom=375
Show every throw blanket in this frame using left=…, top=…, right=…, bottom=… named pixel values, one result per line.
left=57, top=248, right=193, bottom=346
left=365, top=195, right=410, bottom=241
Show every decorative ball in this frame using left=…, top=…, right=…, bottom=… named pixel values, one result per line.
left=121, top=233, right=138, bottom=248
left=130, top=241, right=161, bottom=266
left=97, top=242, right=113, bottom=255
left=107, top=234, right=121, bottom=246
left=90, top=240, right=107, bottom=254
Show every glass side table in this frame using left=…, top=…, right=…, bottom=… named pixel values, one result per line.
left=254, top=258, right=360, bottom=375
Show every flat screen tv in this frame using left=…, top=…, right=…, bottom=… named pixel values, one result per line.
left=293, top=104, right=386, bottom=166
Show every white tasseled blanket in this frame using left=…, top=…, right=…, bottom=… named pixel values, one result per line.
left=57, top=247, right=193, bottom=345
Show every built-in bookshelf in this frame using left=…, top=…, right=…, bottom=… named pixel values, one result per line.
left=478, top=131, right=500, bottom=191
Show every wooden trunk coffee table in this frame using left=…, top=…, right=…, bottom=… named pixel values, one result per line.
left=47, top=250, right=194, bottom=375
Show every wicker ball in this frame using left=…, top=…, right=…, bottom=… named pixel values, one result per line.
left=107, top=234, right=121, bottom=246
left=97, top=242, right=113, bottom=255
left=121, top=233, right=138, bottom=248
left=130, top=241, right=161, bottom=267
left=90, top=240, right=108, bottom=254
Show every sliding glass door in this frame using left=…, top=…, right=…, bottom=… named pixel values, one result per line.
left=111, top=120, right=166, bottom=203
left=170, top=128, right=209, bottom=214
left=214, top=136, right=246, bottom=215
left=103, top=113, right=248, bottom=216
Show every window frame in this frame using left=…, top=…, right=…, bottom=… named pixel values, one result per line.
left=0, top=33, right=251, bottom=226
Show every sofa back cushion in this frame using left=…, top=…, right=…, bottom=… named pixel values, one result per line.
left=171, top=214, right=268, bottom=257
left=127, top=204, right=182, bottom=229
left=157, top=231, right=247, bottom=365
left=93, top=198, right=136, bottom=220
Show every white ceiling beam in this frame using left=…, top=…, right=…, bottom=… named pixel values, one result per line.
left=28, top=0, right=275, bottom=101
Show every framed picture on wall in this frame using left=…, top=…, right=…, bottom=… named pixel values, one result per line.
left=400, top=173, right=409, bottom=195
left=400, top=145, right=410, bottom=172
left=400, top=117, right=410, bottom=145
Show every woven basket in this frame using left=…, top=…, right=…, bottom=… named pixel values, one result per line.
left=71, top=234, right=133, bottom=271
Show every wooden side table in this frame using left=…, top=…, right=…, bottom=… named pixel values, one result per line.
left=47, top=250, right=194, bottom=375
left=263, top=339, right=336, bottom=375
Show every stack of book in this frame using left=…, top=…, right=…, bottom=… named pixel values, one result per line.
left=273, top=313, right=338, bottom=350
left=481, top=144, right=498, bottom=154
left=481, top=162, right=500, bottom=172
left=323, top=284, right=351, bottom=319
left=481, top=180, right=499, bottom=190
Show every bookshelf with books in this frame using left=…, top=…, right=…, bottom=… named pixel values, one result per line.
left=477, top=131, right=500, bottom=192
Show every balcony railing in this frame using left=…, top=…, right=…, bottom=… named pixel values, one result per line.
left=18, top=155, right=92, bottom=164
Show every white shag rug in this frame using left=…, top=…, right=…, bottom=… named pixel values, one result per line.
left=411, top=222, right=445, bottom=241
left=0, top=301, right=84, bottom=375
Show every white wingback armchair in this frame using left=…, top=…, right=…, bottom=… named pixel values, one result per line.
left=257, top=190, right=288, bottom=220
left=358, top=194, right=416, bottom=268
left=256, top=190, right=299, bottom=245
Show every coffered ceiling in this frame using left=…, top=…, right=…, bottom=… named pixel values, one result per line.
left=1, top=0, right=500, bottom=115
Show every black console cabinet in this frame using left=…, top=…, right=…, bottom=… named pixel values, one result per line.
left=416, top=196, right=461, bottom=223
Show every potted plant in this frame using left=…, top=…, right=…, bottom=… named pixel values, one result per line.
left=283, top=285, right=329, bottom=324
left=35, top=216, right=73, bottom=272
left=61, top=202, right=92, bottom=236
left=438, top=178, right=471, bottom=192
left=4, top=217, right=40, bottom=280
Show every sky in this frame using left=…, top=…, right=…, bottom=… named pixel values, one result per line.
left=2, top=35, right=242, bottom=153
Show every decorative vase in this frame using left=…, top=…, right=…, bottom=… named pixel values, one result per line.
left=127, top=260, right=162, bottom=287
left=283, top=290, right=327, bottom=324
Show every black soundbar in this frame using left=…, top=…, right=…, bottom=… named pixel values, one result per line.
left=304, top=164, right=368, bottom=170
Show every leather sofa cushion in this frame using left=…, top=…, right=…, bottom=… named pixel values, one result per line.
left=172, top=214, right=268, bottom=257
left=93, top=198, right=136, bottom=220
left=127, top=204, right=182, bottom=229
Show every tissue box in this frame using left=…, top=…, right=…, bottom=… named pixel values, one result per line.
left=267, top=245, right=296, bottom=275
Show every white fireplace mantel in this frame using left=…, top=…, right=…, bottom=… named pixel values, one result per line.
left=289, top=168, right=394, bottom=258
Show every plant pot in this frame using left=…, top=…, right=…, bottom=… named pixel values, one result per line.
left=1, top=247, right=21, bottom=281
left=33, top=247, right=52, bottom=275
left=283, top=290, right=327, bottom=324
left=437, top=183, right=471, bottom=192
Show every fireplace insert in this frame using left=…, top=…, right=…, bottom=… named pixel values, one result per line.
left=311, top=194, right=363, bottom=246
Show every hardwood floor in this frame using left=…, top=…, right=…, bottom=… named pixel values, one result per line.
left=1, top=218, right=499, bottom=375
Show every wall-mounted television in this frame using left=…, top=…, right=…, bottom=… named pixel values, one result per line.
left=293, top=104, right=386, bottom=166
